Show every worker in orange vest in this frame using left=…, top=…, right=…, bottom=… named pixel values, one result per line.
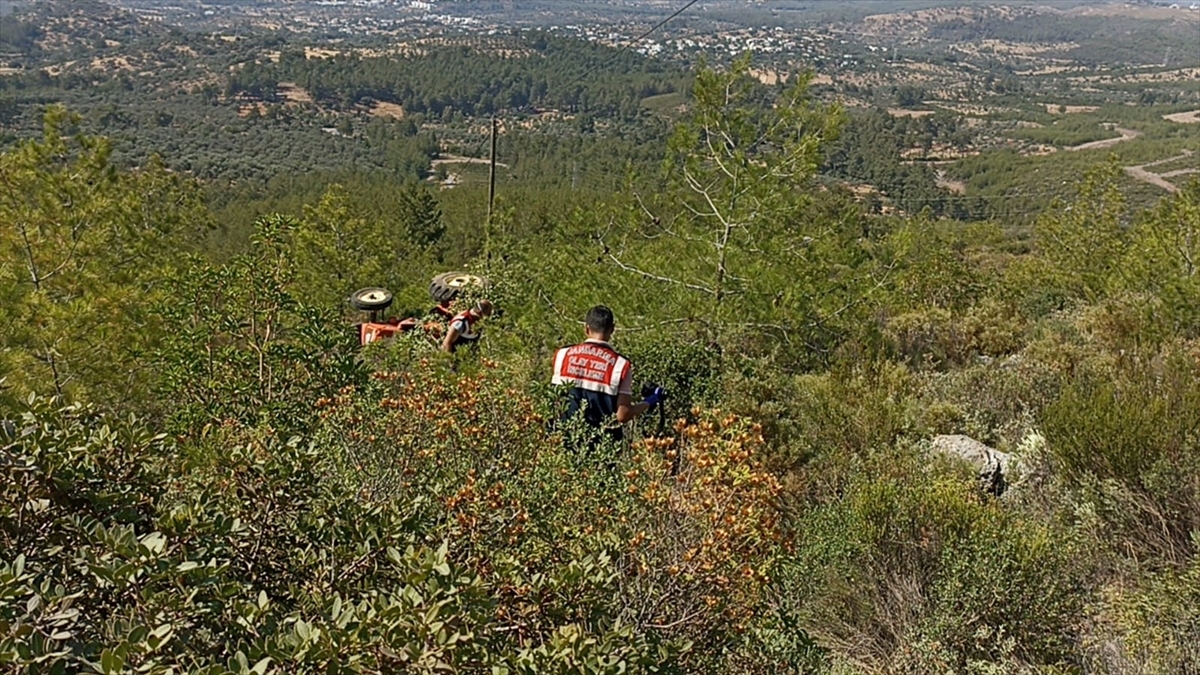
left=442, top=299, right=494, bottom=354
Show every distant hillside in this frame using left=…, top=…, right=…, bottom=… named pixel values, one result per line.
left=2, top=0, right=163, bottom=58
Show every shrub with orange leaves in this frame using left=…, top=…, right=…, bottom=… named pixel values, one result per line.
left=620, top=409, right=784, bottom=667
left=313, top=360, right=785, bottom=671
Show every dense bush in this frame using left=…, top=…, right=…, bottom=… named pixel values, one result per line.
left=778, top=453, right=1085, bottom=674
left=2, top=356, right=788, bottom=672
left=5, top=55, right=1200, bottom=673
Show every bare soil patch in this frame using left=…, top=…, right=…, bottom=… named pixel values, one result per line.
left=1045, top=104, right=1099, bottom=114
left=277, top=83, right=312, bottom=104
left=90, top=56, right=136, bottom=72
left=238, top=102, right=268, bottom=118
left=936, top=171, right=967, bottom=195
left=370, top=102, right=405, bottom=119
left=1164, top=110, right=1200, bottom=124
left=305, top=47, right=341, bottom=59
left=888, top=108, right=935, bottom=118
left=750, top=69, right=785, bottom=86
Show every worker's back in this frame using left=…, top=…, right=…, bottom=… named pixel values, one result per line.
left=551, top=339, right=631, bottom=433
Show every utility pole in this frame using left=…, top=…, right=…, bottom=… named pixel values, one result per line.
left=486, top=117, right=498, bottom=263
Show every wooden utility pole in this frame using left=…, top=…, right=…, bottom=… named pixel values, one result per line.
left=486, top=117, right=497, bottom=263
left=487, top=118, right=498, bottom=222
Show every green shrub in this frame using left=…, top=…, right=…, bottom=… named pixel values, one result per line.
left=724, top=364, right=912, bottom=477
left=1040, top=355, right=1200, bottom=563
left=154, top=215, right=364, bottom=439
left=0, top=394, right=701, bottom=674
left=776, top=452, right=1085, bottom=674
left=313, top=362, right=785, bottom=672
left=1093, top=556, right=1200, bottom=674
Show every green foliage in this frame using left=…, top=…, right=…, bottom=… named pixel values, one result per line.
left=6, top=20, right=1200, bottom=672
left=1030, top=163, right=1129, bottom=304
left=288, top=184, right=436, bottom=308
left=153, top=215, right=363, bottom=438
left=780, top=456, right=1084, bottom=674
left=1007, top=116, right=1121, bottom=147
left=0, top=365, right=793, bottom=673
left=1120, top=180, right=1200, bottom=335
left=593, top=58, right=909, bottom=366
left=1096, top=556, right=1200, bottom=674
left=0, top=106, right=208, bottom=410
left=1041, top=354, right=1200, bottom=563
left=232, top=34, right=688, bottom=121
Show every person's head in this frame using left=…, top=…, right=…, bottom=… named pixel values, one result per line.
left=584, top=305, right=615, bottom=341
left=475, top=299, right=494, bottom=317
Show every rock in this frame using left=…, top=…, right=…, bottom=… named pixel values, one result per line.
left=930, top=434, right=1013, bottom=496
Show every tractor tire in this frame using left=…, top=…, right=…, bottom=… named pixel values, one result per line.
left=429, top=272, right=488, bottom=304
left=349, top=287, right=394, bottom=312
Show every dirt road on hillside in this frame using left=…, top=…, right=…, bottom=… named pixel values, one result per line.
left=1068, top=127, right=1141, bottom=152
left=1124, top=150, right=1196, bottom=194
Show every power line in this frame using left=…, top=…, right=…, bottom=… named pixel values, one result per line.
left=567, top=0, right=705, bottom=88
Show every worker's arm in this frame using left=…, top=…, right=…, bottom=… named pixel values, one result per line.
left=615, top=385, right=666, bottom=424
left=615, top=393, right=651, bottom=424
left=442, top=325, right=460, bottom=353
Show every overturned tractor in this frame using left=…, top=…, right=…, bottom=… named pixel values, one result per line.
left=350, top=272, right=488, bottom=346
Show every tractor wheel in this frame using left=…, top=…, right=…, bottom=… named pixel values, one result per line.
left=429, top=272, right=488, bottom=304
left=349, top=287, right=394, bottom=312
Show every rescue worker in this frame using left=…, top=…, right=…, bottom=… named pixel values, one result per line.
left=442, top=299, right=493, bottom=354
left=551, top=305, right=665, bottom=447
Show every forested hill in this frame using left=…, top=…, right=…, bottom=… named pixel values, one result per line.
left=3, top=4, right=1200, bottom=669
left=229, top=34, right=688, bottom=120
left=4, top=39, right=1200, bottom=669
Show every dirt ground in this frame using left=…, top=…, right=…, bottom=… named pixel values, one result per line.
left=1068, top=127, right=1140, bottom=152
left=1164, top=110, right=1200, bottom=124
left=1124, top=150, right=1196, bottom=194
left=888, top=108, right=936, bottom=118
left=936, top=170, right=967, bottom=195
left=370, top=102, right=405, bottom=119
left=1045, top=104, right=1099, bottom=114
left=277, top=83, right=313, bottom=104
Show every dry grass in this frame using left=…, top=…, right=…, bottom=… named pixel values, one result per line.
left=1163, top=110, right=1200, bottom=124
left=237, top=102, right=268, bottom=118
left=369, top=101, right=405, bottom=119
left=277, top=83, right=313, bottom=104
left=90, top=56, right=136, bottom=73
left=750, top=69, right=784, bottom=86
left=304, top=47, right=341, bottom=59
left=1046, top=103, right=1100, bottom=114
left=888, top=108, right=935, bottom=118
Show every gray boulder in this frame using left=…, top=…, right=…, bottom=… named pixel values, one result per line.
left=930, top=434, right=1014, bottom=496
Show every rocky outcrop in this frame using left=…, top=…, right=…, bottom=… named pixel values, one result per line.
left=930, top=434, right=1014, bottom=496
